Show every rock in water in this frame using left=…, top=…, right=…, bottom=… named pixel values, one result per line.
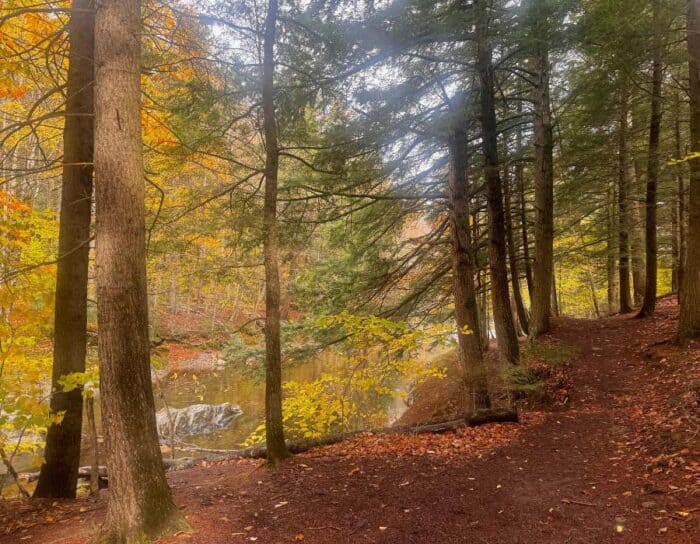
left=156, top=403, right=242, bottom=437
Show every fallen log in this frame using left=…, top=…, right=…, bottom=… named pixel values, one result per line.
left=467, top=408, right=519, bottom=426
left=21, top=465, right=108, bottom=484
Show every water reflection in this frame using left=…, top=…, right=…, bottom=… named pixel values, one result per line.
left=157, top=350, right=409, bottom=454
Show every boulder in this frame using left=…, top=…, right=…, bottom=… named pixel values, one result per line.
left=156, top=402, right=242, bottom=438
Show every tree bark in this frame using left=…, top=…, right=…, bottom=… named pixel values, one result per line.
left=673, top=91, right=684, bottom=295
left=515, top=102, right=534, bottom=301
left=528, top=7, right=555, bottom=338
left=94, top=1, right=187, bottom=541
left=638, top=0, right=663, bottom=318
left=86, top=396, right=100, bottom=496
left=34, top=0, right=95, bottom=500
left=473, top=212, right=491, bottom=351
left=618, top=83, right=633, bottom=313
left=679, top=0, right=700, bottom=341
left=447, top=95, right=490, bottom=411
left=587, top=266, right=601, bottom=318
left=261, top=0, right=289, bottom=465
left=607, top=181, right=619, bottom=314
left=503, top=157, right=529, bottom=334
left=476, top=0, right=519, bottom=364
left=630, top=109, right=646, bottom=305
left=551, top=268, right=561, bottom=317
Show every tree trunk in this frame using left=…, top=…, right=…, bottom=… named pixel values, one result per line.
left=618, top=83, right=633, bottom=313
left=551, top=268, right=561, bottom=317
left=447, top=96, right=490, bottom=410
left=679, top=0, right=700, bottom=341
left=607, top=181, right=619, bottom=314
left=638, top=0, right=663, bottom=318
left=515, top=100, right=533, bottom=301
left=472, top=212, right=490, bottom=351
left=94, top=1, right=187, bottom=541
left=517, top=156, right=533, bottom=299
left=630, top=109, right=646, bottom=305
left=587, top=266, right=601, bottom=318
left=673, top=91, right=684, bottom=295
left=476, top=1, right=519, bottom=364
left=261, top=0, right=289, bottom=465
left=34, top=0, right=94, bottom=500
left=503, top=157, right=529, bottom=334
left=528, top=15, right=555, bottom=339
left=86, top=396, right=100, bottom=496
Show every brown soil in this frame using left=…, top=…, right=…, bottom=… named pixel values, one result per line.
left=2, top=297, right=698, bottom=543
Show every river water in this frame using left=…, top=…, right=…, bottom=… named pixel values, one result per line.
left=156, top=350, right=410, bottom=454
left=0, top=349, right=410, bottom=486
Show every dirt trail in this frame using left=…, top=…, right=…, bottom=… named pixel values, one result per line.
left=2, top=298, right=698, bottom=543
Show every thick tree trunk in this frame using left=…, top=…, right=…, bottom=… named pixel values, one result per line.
left=618, top=84, right=633, bottom=313
left=34, top=0, right=94, bottom=500
left=94, top=1, right=187, bottom=541
left=679, top=0, right=700, bottom=341
left=261, top=0, right=289, bottom=465
left=638, top=0, right=663, bottom=318
left=476, top=4, right=519, bottom=364
left=447, top=97, right=490, bottom=410
left=529, top=24, right=555, bottom=338
left=503, top=159, right=529, bottom=334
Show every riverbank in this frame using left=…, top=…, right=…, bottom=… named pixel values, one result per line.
left=2, top=296, right=697, bottom=543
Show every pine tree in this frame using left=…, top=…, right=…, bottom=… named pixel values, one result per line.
left=94, top=1, right=188, bottom=540
left=679, top=0, right=700, bottom=341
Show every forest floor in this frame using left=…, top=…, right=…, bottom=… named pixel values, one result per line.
left=1, top=297, right=698, bottom=543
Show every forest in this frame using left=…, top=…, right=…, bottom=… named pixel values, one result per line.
left=0, top=0, right=698, bottom=542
